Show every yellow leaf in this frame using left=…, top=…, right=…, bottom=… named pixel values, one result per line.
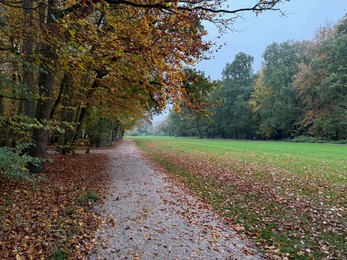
left=16, top=255, right=23, bottom=260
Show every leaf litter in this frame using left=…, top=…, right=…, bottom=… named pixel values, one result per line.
left=0, top=152, right=110, bottom=259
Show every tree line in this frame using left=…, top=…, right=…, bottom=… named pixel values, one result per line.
left=159, top=15, right=347, bottom=141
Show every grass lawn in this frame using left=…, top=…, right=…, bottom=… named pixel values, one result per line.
left=132, top=136, right=347, bottom=259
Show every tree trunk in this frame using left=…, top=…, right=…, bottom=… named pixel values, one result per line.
left=0, top=98, right=7, bottom=146
left=120, top=128, right=124, bottom=139
left=0, top=98, right=4, bottom=116
left=73, top=106, right=88, bottom=142
left=73, top=69, right=108, bottom=142
left=51, top=71, right=76, bottom=148
left=114, top=124, right=120, bottom=140
left=22, top=0, right=36, bottom=117
left=50, top=71, right=69, bottom=119
left=29, top=65, right=56, bottom=172
left=29, top=0, right=60, bottom=173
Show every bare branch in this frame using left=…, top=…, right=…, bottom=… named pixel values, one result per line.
left=62, top=0, right=285, bottom=18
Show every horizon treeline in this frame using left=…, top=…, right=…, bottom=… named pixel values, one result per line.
left=157, top=15, right=347, bottom=141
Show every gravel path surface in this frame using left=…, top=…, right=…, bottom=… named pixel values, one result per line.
left=90, top=139, right=265, bottom=260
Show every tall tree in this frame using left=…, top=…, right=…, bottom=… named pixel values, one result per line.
left=29, top=0, right=61, bottom=172
left=214, top=52, right=255, bottom=139
left=250, top=42, right=302, bottom=139
left=294, top=16, right=347, bottom=139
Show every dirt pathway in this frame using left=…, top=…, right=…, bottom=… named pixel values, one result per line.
left=90, top=139, right=264, bottom=260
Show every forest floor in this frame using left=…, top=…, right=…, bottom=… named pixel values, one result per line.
left=90, top=139, right=263, bottom=259
left=0, top=146, right=110, bottom=259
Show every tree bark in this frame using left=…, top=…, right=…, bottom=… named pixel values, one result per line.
left=50, top=71, right=69, bottom=119
left=29, top=0, right=60, bottom=173
left=73, top=69, right=108, bottom=142
left=120, top=128, right=124, bottom=139
left=73, top=106, right=87, bottom=142
left=22, top=0, right=36, bottom=117
left=0, top=97, right=4, bottom=116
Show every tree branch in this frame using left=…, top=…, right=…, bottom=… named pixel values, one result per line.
left=62, top=0, right=285, bottom=17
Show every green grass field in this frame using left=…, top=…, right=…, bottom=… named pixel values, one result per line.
left=132, top=136, right=347, bottom=259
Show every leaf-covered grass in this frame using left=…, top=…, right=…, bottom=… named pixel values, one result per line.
left=133, top=136, right=347, bottom=259
left=0, top=153, right=110, bottom=259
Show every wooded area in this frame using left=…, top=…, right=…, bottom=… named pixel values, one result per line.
left=0, top=0, right=285, bottom=174
left=159, top=16, right=347, bottom=141
left=1, top=1, right=346, bottom=258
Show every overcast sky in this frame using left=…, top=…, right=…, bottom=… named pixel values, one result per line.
left=197, top=0, right=347, bottom=79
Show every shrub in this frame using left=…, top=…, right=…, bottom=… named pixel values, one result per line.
left=0, top=144, right=41, bottom=179
left=289, top=135, right=347, bottom=144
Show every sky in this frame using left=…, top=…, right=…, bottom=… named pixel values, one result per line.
left=153, top=0, right=347, bottom=123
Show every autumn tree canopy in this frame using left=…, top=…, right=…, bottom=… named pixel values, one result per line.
left=0, top=0, right=286, bottom=173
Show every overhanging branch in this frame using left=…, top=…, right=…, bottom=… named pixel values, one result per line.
left=62, top=0, right=286, bottom=17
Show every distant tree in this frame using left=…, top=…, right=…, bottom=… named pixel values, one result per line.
left=214, top=52, right=255, bottom=139
left=294, top=16, right=347, bottom=139
left=162, top=68, right=220, bottom=138
left=129, top=119, right=155, bottom=136
left=250, top=42, right=303, bottom=139
left=249, top=70, right=273, bottom=138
